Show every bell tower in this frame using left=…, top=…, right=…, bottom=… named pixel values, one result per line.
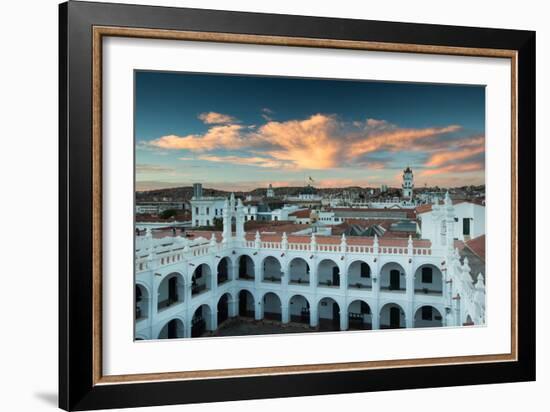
left=402, top=166, right=414, bottom=200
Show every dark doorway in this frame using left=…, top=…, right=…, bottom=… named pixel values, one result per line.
left=218, top=294, right=229, bottom=324
left=192, top=312, right=206, bottom=337
left=332, top=266, right=340, bottom=286
left=332, top=302, right=340, bottom=329
left=390, top=306, right=401, bottom=328
left=167, top=319, right=178, bottom=338
left=168, top=276, right=178, bottom=302
left=239, top=290, right=253, bottom=317
left=390, top=269, right=400, bottom=290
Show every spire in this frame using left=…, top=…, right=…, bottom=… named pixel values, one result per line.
left=373, top=234, right=379, bottom=249
left=209, top=232, right=217, bottom=247
left=230, top=192, right=235, bottom=209
left=475, top=273, right=485, bottom=289
left=281, top=232, right=288, bottom=249
left=407, top=235, right=413, bottom=253
left=340, top=233, right=347, bottom=251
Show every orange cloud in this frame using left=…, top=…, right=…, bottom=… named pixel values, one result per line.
left=253, top=114, right=341, bottom=169
left=198, top=112, right=237, bottom=124
left=424, top=135, right=485, bottom=167
left=420, top=162, right=484, bottom=176
left=150, top=124, right=244, bottom=151
left=349, top=125, right=461, bottom=156
left=147, top=113, right=479, bottom=173
left=197, top=154, right=289, bottom=169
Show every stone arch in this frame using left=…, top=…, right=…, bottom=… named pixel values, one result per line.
left=191, top=263, right=212, bottom=296
left=191, top=304, right=213, bottom=337
left=217, top=292, right=233, bottom=325
left=288, top=257, right=310, bottom=285
left=262, top=291, right=282, bottom=321
left=347, top=299, right=373, bottom=330
left=217, top=257, right=232, bottom=285
left=414, top=305, right=443, bottom=328
left=379, top=302, right=406, bottom=329
left=237, top=254, right=255, bottom=280
left=135, top=282, right=150, bottom=320
left=379, top=262, right=406, bottom=292
left=237, top=289, right=255, bottom=318
left=414, top=263, right=443, bottom=295
left=317, top=296, right=340, bottom=331
left=157, top=272, right=185, bottom=311
left=157, top=317, right=185, bottom=339
left=288, top=294, right=311, bottom=324
left=347, top=260, right=373, bottom=290
left=262, top=255, right=283, bottom=283
left=317, top=258, right=340, bottom=287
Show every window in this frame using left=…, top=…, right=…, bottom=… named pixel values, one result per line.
left=195, top=220, right=199, bottom=226
left=206, top=220, right=210, bottom=226
left=421, top=306, right=433, bottom=321
left=463, top=218, right=471, bottom=235
left=360, top=262, right=370, bottom=278
left=195, top=207, right=199, bottom=214
left=206, top=207, right=210, bottom=215
left=421, top=267, right=433, bottom=283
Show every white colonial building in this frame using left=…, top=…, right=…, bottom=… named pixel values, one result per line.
left=418, top=198, right=485, bottom=242
left=135, top=193, right=485, bottom=340
left=190, top=183, right=226, bottom=227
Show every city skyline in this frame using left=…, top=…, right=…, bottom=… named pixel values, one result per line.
left=136, top=71, right=485, bottom=192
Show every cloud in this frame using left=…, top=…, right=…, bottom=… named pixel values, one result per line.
left=261, top=108, right=274, bottom=121
left=198, top=112, right=238, bottom=124
left=150, top=124, right=245, bottom=151
left=146, top=113, right=481, bottom=175
left=136, top=164, right=175, bottom=174
left=420, top=162, right=484, bottom=176
left=196, top=155, right=289, bottom=169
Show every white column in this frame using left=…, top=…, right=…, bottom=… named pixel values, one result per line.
left=339, top=304, right=348, bottom=331
left=371, top=301, right=380, bottom=330
left=310, top=303, right=319, bottom=328
left=282, top=303, right=290, bottom=324
left=184, top=317, right=192, bottom=338
left=210, top=309, right=218, bottom=331
left=255, top=297, right=263, bottom=321
left=228, top=297, right=238, bottom=317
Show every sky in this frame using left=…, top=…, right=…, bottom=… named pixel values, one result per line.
left=135, top=71, right=485, bottom=192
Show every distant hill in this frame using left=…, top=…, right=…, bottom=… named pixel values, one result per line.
left=135, top=184, right=485, bottom=202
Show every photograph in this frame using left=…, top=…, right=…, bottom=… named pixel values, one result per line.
left=134, top=71, right=487, bottom=340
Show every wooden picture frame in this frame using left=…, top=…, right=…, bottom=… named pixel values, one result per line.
left=59, top=1, right=535, bottom=410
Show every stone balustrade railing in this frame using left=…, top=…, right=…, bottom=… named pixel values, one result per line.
left=136, top=233, right=433, bottom=273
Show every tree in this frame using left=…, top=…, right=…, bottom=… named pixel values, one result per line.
left=159, top=209, right=177, bottom=219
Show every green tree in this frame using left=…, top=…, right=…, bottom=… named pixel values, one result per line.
left=159, top=209, right=177, bottom=219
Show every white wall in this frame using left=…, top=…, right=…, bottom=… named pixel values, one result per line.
left=1, top=1, right=547, bottom=412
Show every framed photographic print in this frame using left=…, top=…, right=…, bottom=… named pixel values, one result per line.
left=59, top=1, right=535, bottom=410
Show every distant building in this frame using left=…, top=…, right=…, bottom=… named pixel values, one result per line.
left=266, top=183, right=275, bottom=198
left=135, top=201, right=186, bottom=215
left=402, top=166, right=414, bottom=200
left=380, top=184, right=388, bottom=193
left=190, top=183, right=226, bottom=227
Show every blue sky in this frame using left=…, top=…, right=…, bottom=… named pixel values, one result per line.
left=135, top=71, right=485, bottom=191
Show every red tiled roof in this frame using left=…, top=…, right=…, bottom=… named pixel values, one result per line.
left=465, top=235, right=486, bottom=261
left=289, top=209, right=312, bottom=218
